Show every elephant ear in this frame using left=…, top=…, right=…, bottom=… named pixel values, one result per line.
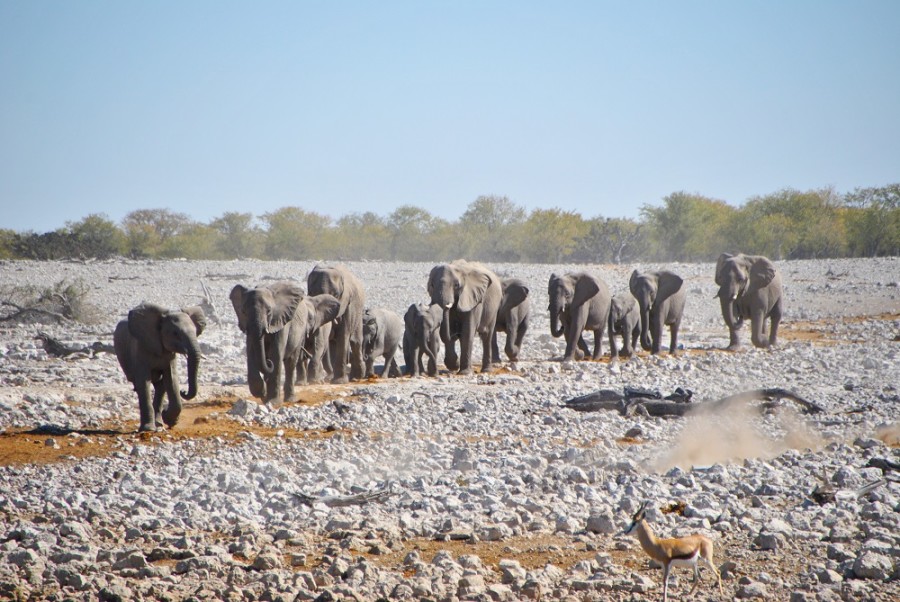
left=308, top=294, right=341, bottom=330
left=715, top=253, right=734, bottom=287
left=229, top=285, right=250, bottom=333
left=457, top=267, right=491, bottom=312
left=502, top=279, right=529, bottom=309
left=404, top=304, right=418, bottom=331
left=180, top=305, right=207, bottom=337
left=127, top=303, right=165, bottom=356
left=749, top=257, right=777, bottom=288
left=267, top=282, right=305, bottom=333
left=656, top=271, right=684, bottom=301
left=572, top=275, right=601, bottom=308
left=628, top=270, right=641, bottom=297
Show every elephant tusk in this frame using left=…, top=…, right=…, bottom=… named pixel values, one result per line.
left=731, top=294, right=738, bottom=301
left=444, top=303, right=454, bottom=310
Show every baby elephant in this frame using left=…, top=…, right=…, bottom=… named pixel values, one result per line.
left=403, top=303, right=443, bottom=377
left=608, top=293, right=640, bottom=360
left=114, top=304, right=206, bottom=432
left=362, top=308, right=404, bottom=378
left=492, top=278, right=530, bottom=362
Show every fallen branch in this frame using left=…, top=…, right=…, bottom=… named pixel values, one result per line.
left=293, top=487, right=395, bottom=508
left=0, top=301, right=72, bottom=324
left=562, top=387, right=824, bottom=418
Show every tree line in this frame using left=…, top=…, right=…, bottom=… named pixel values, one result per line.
left=2, top=184, right=897, bottom=263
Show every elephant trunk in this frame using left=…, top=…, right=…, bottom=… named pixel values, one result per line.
left=549, top=302, right=564, bottom=338
left=440, top=308, right=452, bottom=345
left=718, top=290, right=741, bottom=330
left=181, top=341, right=200, bottom=401
left=638, top=305, right=652, bottom=351
left=252, top=325, right=275, bottom=374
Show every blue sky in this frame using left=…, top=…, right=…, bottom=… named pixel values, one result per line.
left=1, top=1, right=898, bottom=233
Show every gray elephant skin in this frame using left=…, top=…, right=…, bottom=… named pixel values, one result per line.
left=362, top=307, right=403, bottom=378
left=230, top=282, right=340, bottom=402
left=715, top=253, right=783, bottom=349
left=607, top=293, right=640, bottom=359
left=629, top=269, right=686, bottom=355
left=548, top=272, right=611, bottom=362
left=307, top=265, right=366, bottom=383
left=114, top=303, right=206, bottom=432
left=492, top=278, right=530, bottom=362
left=403, top=303, right=442, bottom=377
left=428, top=260, right=502, bottom=374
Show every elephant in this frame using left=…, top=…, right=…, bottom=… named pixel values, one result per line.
left=607, top=293, right=641, bottom=360
left=428, top=260, right=502, bottom=375
left=113, top=304, right=206, bottom=432
left=548, top=272, right=611, bottom=362
left=403, top=302, right=443, bottom=377
left=307, top=265, right=366, bottom=383
left=230, top=282, right=340, bottom=402
left=362, top=307, right=403, bottom=378
left=715, top=253, right=783, bottom=350
left=491, top=278, right=530, bottom=362
left=629, top=270, right=687, bottom=355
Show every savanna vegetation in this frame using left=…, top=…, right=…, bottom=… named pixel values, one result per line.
left=2, top=184, right=897, bottom=263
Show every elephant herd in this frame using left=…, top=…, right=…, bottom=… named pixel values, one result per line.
left=114, top=253, right=783, bottom=432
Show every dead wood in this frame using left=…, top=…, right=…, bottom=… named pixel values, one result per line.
left=293, top=487, right=395, bottom=508
left=562, top=386, right=825, bottom=418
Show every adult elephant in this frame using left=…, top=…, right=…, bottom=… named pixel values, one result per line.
left=548, top=272, right=611, bottom=362
left=715, top=253, right=783, bottom=350
left=403, top=303, right=442, bottom=377
left=491, top=278, right=530, bottom=363
left=114, top=304, right=206, bottom=432
left=307, top=265, right=366, bottom=383
left=428, top=260, right=502, bottom=375
left=230, top=282, right=340, bottom=402
left=629, top=270, right=686, bottom=355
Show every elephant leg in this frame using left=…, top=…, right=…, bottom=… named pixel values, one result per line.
left=457, top=318, right=476, bottom=374
left=135, top=379, right=157, bottom=432
left=563, top=308, right=589, bottom=362
left=480, top=327, right=496, bottom=373
left=768, top=299, right=782, bottom=346
left=509, top=322, right=526, bottom=361
left=668, top=318, right=682, bottom=355
left=444, top=338, right=459, bottom=372
left=349, top=338, right=365, bottom=381
left=750, top=307, right=769, bottom=348
left=608, top=328, right=619, bottom=361
left=650, top=310, right=663, bottom=354
left=160, top=371, right=182, bottom=428
left=265, top=364, right=280, bottom=402
left=283, top=355, right=296, bottom=403
left=491, top=332, right=501, bottom=364
left=591, top=328, right=604, bottom=360
left=330, top=328, right=350, bottom=383
left=152, top=381, right=166, bottom=428
left=365, top=354, right=375, bottom=378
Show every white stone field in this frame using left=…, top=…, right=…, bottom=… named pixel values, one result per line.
left=0, top=257, right=897, bottom=601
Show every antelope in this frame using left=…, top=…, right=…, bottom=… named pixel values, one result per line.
left=623, top=501, right=724, bottom=602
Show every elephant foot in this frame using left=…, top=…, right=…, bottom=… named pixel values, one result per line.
left=138, top=423, right=160, bottom=433
left=161, top=411, right=180, bottom=429
left=725, top=343, right=741, bottom=352
left=458, top=367, right=474, bottom=376
left=331, top=375, right=350, bottom=384
left=480, top=363, right=498, bottom=374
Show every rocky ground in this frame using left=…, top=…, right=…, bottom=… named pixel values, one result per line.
left=0, top=257, right=897, bottom=602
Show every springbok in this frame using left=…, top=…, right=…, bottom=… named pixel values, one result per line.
left=623, top=501, right=724, bottom=601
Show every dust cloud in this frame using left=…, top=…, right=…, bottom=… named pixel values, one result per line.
left=652, top=403, right=825, bottom=472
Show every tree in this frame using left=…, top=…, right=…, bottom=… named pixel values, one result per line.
left=458, top=195, right=527, bottom=261
left=261, top=207, right=332, bottom=260
left=517, top=208, right=588, bottom=263
left=121, top=209, right=193, bottom=258
left=843, top=184, right=900, bottom=257
left=575, top=217, right=645, bottom=264
left=738, top=188, right=846, bottom=259
left=64, top=213, right=125, bottom=259
left=333, top=212, right=390, bottom=260
left=387, top=205, right=444, bottom=261
left=209, top=212, right=261, bottom=259
left=640, top=192, right=735, bottom=261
